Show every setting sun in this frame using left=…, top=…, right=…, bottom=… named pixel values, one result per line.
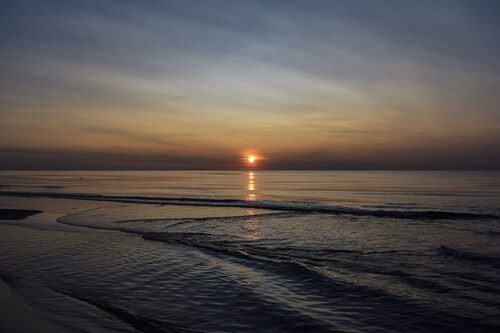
left=247, top=155, right=256, bottom=163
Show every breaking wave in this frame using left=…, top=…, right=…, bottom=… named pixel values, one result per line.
left=1, top=191, right=498, bottom=220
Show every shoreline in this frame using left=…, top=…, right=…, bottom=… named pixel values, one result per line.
left=0, top=267, right=141, bottom=333
left=0, top=278, right=69, bottom=333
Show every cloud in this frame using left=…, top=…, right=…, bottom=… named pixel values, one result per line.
left=1, top=0, right=499, bottom=169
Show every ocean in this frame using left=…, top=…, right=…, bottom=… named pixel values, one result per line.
left=0, top=171, right=499, bottom=332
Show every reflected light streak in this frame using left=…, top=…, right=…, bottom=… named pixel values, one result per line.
left=246, top=171, right=257, bottom=200
left=240, top=209, right=261, bottom=241
left=247, top=193, right=257, bottom=201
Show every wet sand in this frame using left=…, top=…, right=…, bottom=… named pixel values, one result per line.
left=0, top=279, right=70, bottom=333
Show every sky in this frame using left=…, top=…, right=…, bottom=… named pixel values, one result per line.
left=1, top=0, right=499, bottom=170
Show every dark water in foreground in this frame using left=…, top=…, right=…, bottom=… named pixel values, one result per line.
left=0, top=171, right=499, bottom=332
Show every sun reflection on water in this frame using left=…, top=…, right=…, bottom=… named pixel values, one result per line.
left=240, top=209, right=261, bottom=241
left=246, top=171, right=257, bottom=201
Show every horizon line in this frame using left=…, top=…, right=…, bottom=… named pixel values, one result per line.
left=1, top=169, right=499, bottom=172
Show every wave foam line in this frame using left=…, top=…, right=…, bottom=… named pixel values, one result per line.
left=1, top=191, right=498, bottom=220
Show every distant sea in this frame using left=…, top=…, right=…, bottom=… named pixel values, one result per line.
left=0, top=171, right=499, bottom=332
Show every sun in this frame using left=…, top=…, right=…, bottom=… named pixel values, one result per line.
left=247, top=155, right=256, bottom=164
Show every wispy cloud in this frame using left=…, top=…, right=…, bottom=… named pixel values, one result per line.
left=1, top=0, right=499, bottom=169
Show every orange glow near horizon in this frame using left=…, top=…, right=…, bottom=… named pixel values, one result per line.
left=247, top=155, right=256, bottom=164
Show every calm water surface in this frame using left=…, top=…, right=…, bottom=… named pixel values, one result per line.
left=0, top=171, right=499, bottom=332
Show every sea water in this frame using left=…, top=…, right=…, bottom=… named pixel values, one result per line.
left=0, top=171, right=499, bottom=332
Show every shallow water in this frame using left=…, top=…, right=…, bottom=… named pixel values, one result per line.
left=0, top=171, right=499, bottom=332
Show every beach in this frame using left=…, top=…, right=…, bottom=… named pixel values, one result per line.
left=3, top=1, right=500, bottom=331
left=0, top=278, right=68, bottom=333
left=0, top=171, right=499, bottom=332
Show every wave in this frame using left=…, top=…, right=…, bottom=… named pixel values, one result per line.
left=0, top=184, right=63, bottom=189
left=57, top=291, right=204, bottom=333
left=1, top=191, right=497, bottom=220
left=437, top=246, right=500, bottom=267
left=114, top=212, right=294, bottom=224
left=142, top=232, right=463, bottom=298
left=477, top=230, right=500, bottom=237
